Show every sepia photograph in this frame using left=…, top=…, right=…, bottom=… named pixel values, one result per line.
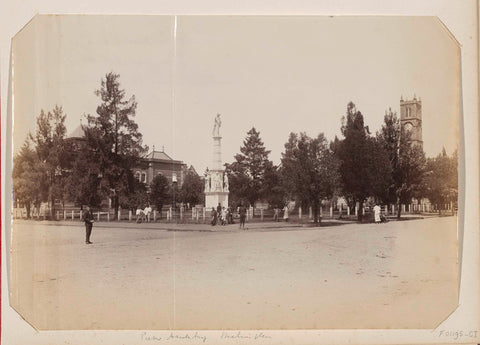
left=2, top=6, right=478, bottom=344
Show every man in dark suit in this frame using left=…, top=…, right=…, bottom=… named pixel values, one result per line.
left=238, top=202, right=247, bottom=230
left=83, top=205, right=94, bottom=244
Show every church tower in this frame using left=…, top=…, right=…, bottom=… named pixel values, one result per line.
left=400, top=95, right=423, bottom=147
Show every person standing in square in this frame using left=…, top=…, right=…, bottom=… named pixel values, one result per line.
left=83, top=205, right=94, bottom=244
left=239, top=202, right=247, bottom=230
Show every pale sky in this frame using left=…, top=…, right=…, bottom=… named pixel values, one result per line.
left=13, top=15, right=460, bottom=174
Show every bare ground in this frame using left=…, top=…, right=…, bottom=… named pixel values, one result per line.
left=9, top=216, right=458, bottom=330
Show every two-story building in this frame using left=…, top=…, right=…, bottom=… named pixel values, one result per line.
left=67, top=125, right=188, bottom=189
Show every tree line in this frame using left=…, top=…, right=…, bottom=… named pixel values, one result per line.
left=225, top=102, right=457, bottom=222
left=13, top=72, right=457, bottom=222
left=13, top=72, right=204, bottom=219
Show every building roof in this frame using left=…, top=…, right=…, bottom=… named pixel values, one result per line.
left=144, top=150, right=174, bottom=161
left=68, top=124, right=85, bottom=138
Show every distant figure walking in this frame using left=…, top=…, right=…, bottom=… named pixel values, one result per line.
left=83, top=205, right=94, bottom=244
left=273, top=208, right=280, bottom=222
left=211, top=207, right=218, bottom=226
left=227, top=207, right=234, bottom=224
left=239, top=203, right=247, bottom=229
left=283, top=205, right=289, bottom=222
left=373, top=204, right=381, bottom=223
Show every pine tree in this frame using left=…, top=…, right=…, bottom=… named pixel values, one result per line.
left=80, top=72, right=147, bottom=217
left=225, top=127, right=272, bottom=207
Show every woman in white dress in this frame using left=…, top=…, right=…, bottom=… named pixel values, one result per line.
left=373, top=204, right=381, bottom=223
left=283, top=205, right=289, bottom=222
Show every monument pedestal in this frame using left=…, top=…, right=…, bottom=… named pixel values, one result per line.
left=205, top=191, right=229, bottom=210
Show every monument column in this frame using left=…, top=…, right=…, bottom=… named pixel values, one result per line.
left=213, top=135, right=222, bottom=170
left=205, top=114, right=229, bottom=209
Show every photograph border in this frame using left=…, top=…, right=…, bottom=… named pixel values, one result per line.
left=1, top=1, right=478, bottom=344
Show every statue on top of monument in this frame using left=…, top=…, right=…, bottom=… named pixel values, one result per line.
left=212, top=113, right=222, bottom=137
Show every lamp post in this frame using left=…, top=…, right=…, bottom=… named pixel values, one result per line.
left=172, top=173, right=177, bottom=222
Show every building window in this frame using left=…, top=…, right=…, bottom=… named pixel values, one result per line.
left=141, top=173, right=147, bottom=183
left=135, top=171, right=141, bottom=182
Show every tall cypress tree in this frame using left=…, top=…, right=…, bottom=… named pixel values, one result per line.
left=336, top=102, right=391, bottom=220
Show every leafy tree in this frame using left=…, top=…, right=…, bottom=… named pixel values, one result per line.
left=368, top=136, right=393, bottom=204
left=281, top=132, right=339, bottom=223
left=13, top=140, right=47, bottom=217
left=79, top=72, right=148, bottom=217
left=377, top=108, right=426, bottom=218
left=120, top=177, right=148, bottom=211
left=423, top=149, right=457, bottom=213
left=65, top=145, right=103, bottom=208
left=395, top=135, right=426, bottom=217
left=223, top=165, right=250, bottom=206
left=376, top=108, right=401, bottom=205
left=150, top=174, right=170, bottom=217
left=262, top=162, right=286, bottom=209
left=225, top=127, right=273, bottom=207
left=29, top=105, right=70, bottom=218
left=179, top=167, right=204, bottom=207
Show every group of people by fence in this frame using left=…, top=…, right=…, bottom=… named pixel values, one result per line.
left=136, top=204, right=152, bottom=223
left=210, top=203, right=235, bottom=226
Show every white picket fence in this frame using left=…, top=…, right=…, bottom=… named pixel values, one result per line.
left=12, top=201, right=456, bottom=222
